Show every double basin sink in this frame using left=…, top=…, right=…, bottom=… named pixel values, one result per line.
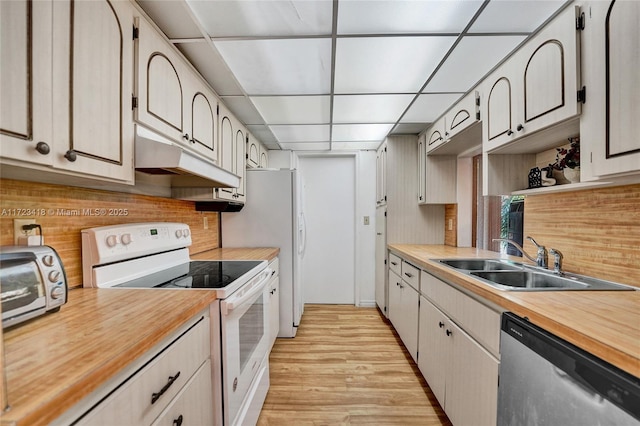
left=435, top=259, right=634, bottom=291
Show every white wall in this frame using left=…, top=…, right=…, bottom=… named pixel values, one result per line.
left=294, top=151, right=377, bottom=307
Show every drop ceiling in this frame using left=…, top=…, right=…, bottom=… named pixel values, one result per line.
left=136, top=0, right=570, bottom=151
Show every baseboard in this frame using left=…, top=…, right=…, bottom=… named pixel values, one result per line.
left=357, top=300, right=377, bottom=308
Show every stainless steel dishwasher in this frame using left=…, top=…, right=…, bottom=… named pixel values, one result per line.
left=498, top=312, right=640, bottom=426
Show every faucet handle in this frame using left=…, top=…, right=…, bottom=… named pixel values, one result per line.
left=549, top=248, right=563, bottom=274
left=527, top=236, right=543, bottom=248
left=526, top=236, right=548, bottom=268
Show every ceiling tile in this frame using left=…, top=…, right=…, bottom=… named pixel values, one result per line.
left=269, top=125, right=330, bottom=142
left=332, top=142, right=381, bottom=150
left=424, top=35, right=526, bottom=93
left=214, top=38, right=332, bottom=95
left=337, top=0, right=483, bottom=35
left=186, top=0, right=333, bottom=37
left=246, top=125, right=278, bottom=145
left=220, top=96, right=264, bottom=125
left=391, top=123, right=431, bottom=135
left=470, top=1, right=567, bottom=33
left=279, top=142, right=331, bottom=151
left=334, top=37, right=457, bottom=93
left=176, top=42, right=244, bottom=96
left=333, top=95, right=414, bottom=123
left=137, top=1, right=203, bottom=39
left=332, top=124, right=394, bottom=142
left=251, top=96, right=330, bottom=124
left=401, top=93, right=463, bottom=123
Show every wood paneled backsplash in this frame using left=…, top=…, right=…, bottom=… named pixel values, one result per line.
left=444, top=204, right=457, bottom=247
left=524, top=184, right=640, bottom=288
left=0, top=179, right=219, bottom=288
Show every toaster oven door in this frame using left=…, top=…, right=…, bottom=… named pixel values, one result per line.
left=1, top=254, right=46, bottom=325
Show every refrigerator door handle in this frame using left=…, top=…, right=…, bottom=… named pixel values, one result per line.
left=298, top=212, right=306, bottom=257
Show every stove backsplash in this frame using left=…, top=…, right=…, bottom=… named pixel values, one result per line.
left=0, top=179, right=220, bottom=289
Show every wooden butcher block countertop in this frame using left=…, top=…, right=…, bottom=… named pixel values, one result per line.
left=1, top=247, right=279, bottom=425
left=192, top=247, right=279, bottom=262
left=389, top=244, right=640, bottom=378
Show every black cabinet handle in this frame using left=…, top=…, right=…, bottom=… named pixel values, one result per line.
left=446, top=329, right=452, bottom=337
left=507, top=129, right=514, bottom=136
left=517, top=124, right=524, bottom=131
left=64, top=150, right=77, bottom=162
left=438, top=321, right=444, bottom=328
left=390, top=261, right=398, bottom=266
left=35, top=141, right=50, bottom=155
left=404, top=272, right=413, bottom=278
left=151, top=371, right=181, bottom=404
left=173, top=415, right=183, bottom=426
left=182, top=133, right=190, bottom=141
left=271, top=270, right=276, bottom=276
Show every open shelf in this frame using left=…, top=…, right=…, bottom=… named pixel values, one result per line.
left=511, top=180, right=614, bottom=195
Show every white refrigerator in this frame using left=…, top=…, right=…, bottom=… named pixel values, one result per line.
left=221, top=168, right=304, bottom=337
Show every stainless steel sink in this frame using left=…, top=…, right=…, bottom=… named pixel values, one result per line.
left=434, top=258, right=634, bottom=291
left=438, top=259, right=523, bottom=271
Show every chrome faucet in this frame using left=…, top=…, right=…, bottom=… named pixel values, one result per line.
left=549, top=248, right=563, bottom=275
left=493, top=236, right=548, bottom=268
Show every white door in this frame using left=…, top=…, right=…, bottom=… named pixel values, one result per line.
left=299, top=156, right=355, bottom=304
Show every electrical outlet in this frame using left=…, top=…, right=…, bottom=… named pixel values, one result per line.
left=448, top=218, right=453, bottom=231
left=14, top=219, right=36, bottom=244
left=364, top=216, right=370, bottom=225
left=203, top=216, right=209, bottom=230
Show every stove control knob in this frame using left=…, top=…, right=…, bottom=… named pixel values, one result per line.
left=48, top=270, right=61, bottom=283
left=106, top=234, right=118, bottom=247
left=121, top=233, right=132, bottom=245
left=183, top=229, right=190, bottom=237
left=51, top=286, right=65, bottom=300
left=175, top=229, right=183, bottom=238
left=42, top=255, right=55, bottom=267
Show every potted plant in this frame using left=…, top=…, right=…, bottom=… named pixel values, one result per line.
left=550, top=136, right=580, bottom=183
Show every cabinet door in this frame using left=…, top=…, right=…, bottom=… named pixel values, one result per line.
left=188, top=87, right=217, bottom=160
left=217, top=102, right=236, bottom=201
left=518, top=5, right=581, bottom=135
left=51, top=0, right=134, bottom=182
left=417, top=296, right=449, bottom=409
left=259, top=144, right=269, bottom=168
left=247, top=138, right=259, bottom=168
left=426, top=119, right=445, bottom=149
left=398, top=282, right=419, bottom=363
left=483, top=60, right=520, bottom=151
left=446, top=321, right=499, bottom=426
left=388, top=270, right=402, bottom=328
left=584, top=1, right=640, bottom=177
left=445, top=91, right=479, bottom=140
left=235, top=128, right=247, bottom=202
left=151, top=360, right=213, bottom=426
left=418, top=135, right=426, bottom=203
left=136, top=16, right=185, bottom=143
left=268, top=275, right=280, bottom=348
left=0, top=0, right=52, bottom=166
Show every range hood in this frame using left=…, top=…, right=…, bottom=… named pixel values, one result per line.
left=135, top=126, right=240, bottom=189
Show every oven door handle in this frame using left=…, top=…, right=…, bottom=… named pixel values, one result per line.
left=221, top=268, right=272, bottom=315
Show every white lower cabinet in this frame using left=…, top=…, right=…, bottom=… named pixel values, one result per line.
left=268, top=257, right=280, bottom=349
left=419, top=296, right=499, bottom=426
left=58, top=313, right=212, bottom=426
left=388, top=269, right=419, bottom=362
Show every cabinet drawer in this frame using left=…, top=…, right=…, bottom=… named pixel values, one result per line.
left=421, top=271, right=500, bottom=357
left=76, top=316, right=210, bottom=425
left=388, top=253, right=401, bottom=275
left=151, top=360, right=213, bottom=426
left=401, top=261, right=420, bottom=291
left=268, top=257, right=279, bottom=278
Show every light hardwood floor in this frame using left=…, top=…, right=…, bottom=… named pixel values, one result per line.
left=258, top=304, right=452, bottom=425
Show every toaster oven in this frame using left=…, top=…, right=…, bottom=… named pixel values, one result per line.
left=0, top=246, right=68, bottom=328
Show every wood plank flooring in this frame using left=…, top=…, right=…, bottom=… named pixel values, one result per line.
left=258, top=304, right=452, bottom=425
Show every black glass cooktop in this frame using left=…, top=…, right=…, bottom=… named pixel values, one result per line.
left=114, top=260, right=263, bottom=289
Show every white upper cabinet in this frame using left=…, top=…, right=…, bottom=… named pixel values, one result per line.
left=483, top=5, right=582, bottom=153
left=136, top=14, right=217, bottom=161
left=1, top=0, right=135, bottom=183
left=216, top=102, right=245, bottom=202
left=235, top=128, right=247, bottom=202
left=582, top=0, right=640, bottom=178
left=376, top=142, right=387, bottom=206
left=425, top=116, right=446, bottom=151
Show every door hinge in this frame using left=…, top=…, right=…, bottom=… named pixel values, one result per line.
left=217, top=104, right=219, bottom=115
left=384, top=211, right=387, bottom=217
left=384, top=196, right=387, bottom=201
left=132, top=26, right=139, bottom=40
left=577, top=86, right=587, bottom=104
left=384, top=306, right=387, bottom=313
left=132, top=96, right=138, bottom=110
left=246, top=153, right=249, bottom=159
left=476, top=111, right=481, bottom=120
left=576, top=11, right=586, bottom=30
left=384, top=259, right=387, bottom=265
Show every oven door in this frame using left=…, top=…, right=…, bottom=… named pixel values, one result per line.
left=220, top=268, right=271, bottom=425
